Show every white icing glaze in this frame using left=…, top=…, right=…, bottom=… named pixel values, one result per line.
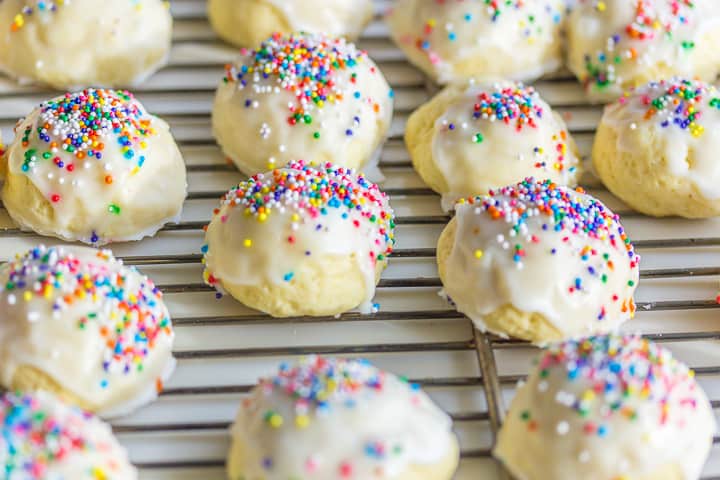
left=600, top=77, right=720, bottom=200
left=202, top=161, right=395, bottom=314
left=567, top=0, right=720, bottom=101
left=494, top=334, right=717, bottom=479
left=0, top=245, right=175, bottom=418
left=2, top=89, right=187, bottom=245
left=212, top=32, right=394, bottom=175
left=442, top=179, right=639, bottom=340
left=386, top=0, right=567, bottom=84
left=0, top=390, right=137, bottom=479
left=431, top=82, right=580, bottom=209
left=265, top=0, right=373, bottom=40
left=229, top=356, right=456, bottom=479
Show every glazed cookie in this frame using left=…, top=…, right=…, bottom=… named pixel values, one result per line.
left=228, top=356, right=459, bottom=479
left=207, top=0, right=374, bottom=48
left=0, top=245, right=176, bottom=417
left=212, top=32, right=394, bottom=176
left=0, top=88, right=187, bottom=245
left=567, top=0, right=720, bottom=103
left=202, top=161, right=395, bottom=318
left=406, top=82, right=581, bottom=210
left=0, top=0, right=172, bottom=89
left=495, top=334, right=717, bottom=480
left=386, top=0, right=567, bottom=84
left=0, top=390, right=137, bottom=479
left=594, top=78, right=720, bottom=218
left=437, top=178, right=640, bottom=344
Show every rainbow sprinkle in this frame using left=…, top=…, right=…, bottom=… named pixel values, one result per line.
left=582, top=0, right=697, bottom=92
left=525, top=334, right=702, bottom=438
left=624, top=78, right=720, bottom=138
left=0, top=246, right=172, bottom=391
left=440, top=83, right=574, bottom=173
left=202, top=161, right=395, bottom=289
left=10, top=1, right=64, bottom=31
left=222, top=32, right=389, bottom=133
left=0, top=391, right=118, bottom=479
left=246, top=356, right=423, bottom=476
left=458, top=178, right=639, bottom=319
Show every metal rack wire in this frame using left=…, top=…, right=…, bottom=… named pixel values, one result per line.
left=0, top=0, right=718, bottom=478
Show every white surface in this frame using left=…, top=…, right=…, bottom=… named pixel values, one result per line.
left=0, top=1, right=718, bottom=479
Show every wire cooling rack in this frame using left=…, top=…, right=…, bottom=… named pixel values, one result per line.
left=0, top=1, right=719, bottom=478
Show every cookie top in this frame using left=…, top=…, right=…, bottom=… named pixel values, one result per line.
left=0, top=390, right=136, bottom=479
left=495, top=334, right=717, bottom=479
left=202, top=161, right=395, bottom=313
left=214, top=32, right=393, bottom=173
left=386, top=0, right=567, bottom=83
left=429, top=82, right=580, bottom=205
left=600, top=77, right=720, bottom=200
left=231, top=356, right=456, bottom=478
left=0, top=245, right=175, bottom=417
left=3, top=88, right=186, bottom=244
left=567, top=0, right=720, bottom=100
left=442, top=178, right=639, bottom=339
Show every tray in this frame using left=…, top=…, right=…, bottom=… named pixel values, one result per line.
left=0, top=1, right=718, bottom=478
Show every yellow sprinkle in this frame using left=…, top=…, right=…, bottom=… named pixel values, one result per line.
left=243, top=239, right=252, bottom=248
left=295, top=415, right=310, bottom=429
left=269, top=414, right=283, bottom=428
left=258, top=213, right=268, bottom=222
left=596, top=1, right=606, bottom=12
left=474, top=249, right=484, bottom=259
left=23, top=291, right=32, bottom=302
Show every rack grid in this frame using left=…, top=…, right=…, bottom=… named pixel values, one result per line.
left=0, top=1, right=719, bottom=478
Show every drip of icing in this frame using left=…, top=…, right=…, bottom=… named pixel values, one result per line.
left=202, top=161, right=395, bottom=313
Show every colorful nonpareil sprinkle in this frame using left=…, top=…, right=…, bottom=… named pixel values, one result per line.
left=222, top=32, right=387, bottom=130
left=531, top=334, right=702, bottom=438
left=581, top=0, right=697, bottom=91
left=439, top=83, right=574, bottom=173
left=202, top=161, right=395, bottom=288
left=0, top=246, right=172, bottom=390
left=0, top=391, right=118, bottom=479
left=457, top=178, right=639, bottom=319
left=622, top=78, right=720, bottom=138
left=10, top=1, right=64, bottom=31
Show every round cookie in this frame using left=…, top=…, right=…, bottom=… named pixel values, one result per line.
left=212, top=32, right=394, bottom=176
left=386, top=0, right=567, bottom=85
left=207, top=0, right=374, bottom=48
left=0, top=88, right=187, bottom=245
left=567, top=0, right=720, bottom=103
left=202, top=160, right=395, bottom=318
left=0, top=390, right=137, bottom=479
left=594, top=77, right=720, bottom=218
left=0, top=245, right=176, bottom=418
left=494, top=334, right=717, bottom=480
left=406, top=82, right=581, bottom=210
left=228, top=356, right=459, bottom=479
left=0, top=0, right=172, bottom=89
left=437, top=178, right=640, bottom=344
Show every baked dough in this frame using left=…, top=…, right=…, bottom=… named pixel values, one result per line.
left=0, top=0, right=172, bottom=89
left=0, top=390, right=137, bottom=479
left=594, top=77, right=720, bottom=218
left=207, top=0, right=374, bottom=48
left=495, top=334, right=717, bottom=480
left=227, top=356, right=459, bottom=479
left=407, top=82, right=581, bottom=210
left=202, top=161, right=396, bottom=317
left=386, top=0, right=567, bottom=84
left=567, top=0, right=720, bottom=103
left=212, top=32, right=394, bottom=176
left=437, top=178, right=640, bottom=344
left=1, top=88, right=187, bottom=245
left=0, top=245, right=176, bottom=418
